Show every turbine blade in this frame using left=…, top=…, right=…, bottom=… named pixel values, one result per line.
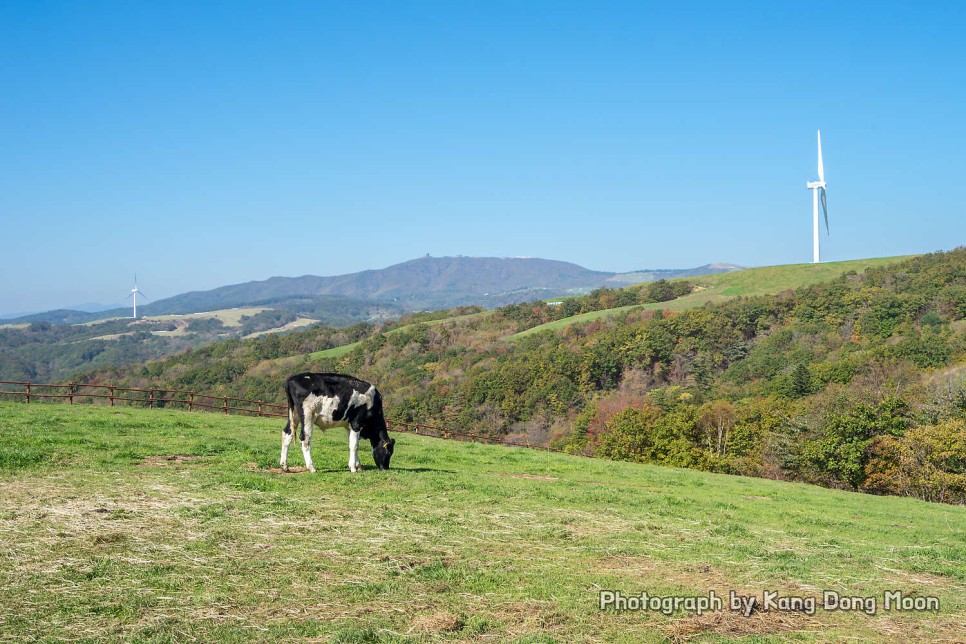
left=817, top=130, right=825, bottom=183
left=820, top=187, right=829, bottom=234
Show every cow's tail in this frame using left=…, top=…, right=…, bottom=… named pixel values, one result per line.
left=283, top=378, right=296, bottom=435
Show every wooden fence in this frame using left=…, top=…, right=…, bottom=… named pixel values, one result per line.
left=0, top=380, right=576, bottom=455
left=0, top=380, right=286, bottom=417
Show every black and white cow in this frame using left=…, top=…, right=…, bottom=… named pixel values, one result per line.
left=282, top=372, right=395, bottom=473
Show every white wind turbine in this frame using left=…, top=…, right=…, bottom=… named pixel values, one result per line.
left=806, top=130, right=829, bottom=262
left=129, top=275, right=148, bottom=319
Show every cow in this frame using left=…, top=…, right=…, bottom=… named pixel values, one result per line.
left=281, top=372, right=395, bottom=473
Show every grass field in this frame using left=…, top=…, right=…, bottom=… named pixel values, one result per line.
left=147, top=307, right=272, bottom=327
left=244, top=317, right=320, bottom=340
left=1, top=402, right=963, bottom=642
left=514, top=256, right=913, bottom=338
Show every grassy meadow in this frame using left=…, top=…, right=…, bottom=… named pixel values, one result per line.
left=514, top=255, right=913, bottom=337
left=0, top=402, right=963, bottom=642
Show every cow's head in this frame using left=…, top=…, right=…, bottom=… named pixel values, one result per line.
left=373, top=437, right=395, bottom=470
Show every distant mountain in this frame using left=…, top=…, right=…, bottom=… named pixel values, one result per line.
left=3, top=256, right=743, bottom=325
left=605, top=263, right=745, bottom=285
left=148, top=256, right=743, bottom=314
left=0, top=302, right=117, bottom=321
left=2, top=309, right=113, bottom=325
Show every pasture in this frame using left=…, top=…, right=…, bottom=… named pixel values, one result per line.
left=0, top=402, right=963, bottom=642
left=147, top=307, right=274, bottom=327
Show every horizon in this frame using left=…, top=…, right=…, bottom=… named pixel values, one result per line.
left=3, top=252, right=745, bottom=317
left=0, top=250, right=924, bottom=319
left=2, top=2, right=964, bottom=313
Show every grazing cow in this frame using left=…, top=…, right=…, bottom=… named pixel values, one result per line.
left=281, top=372, right=395, bottom=473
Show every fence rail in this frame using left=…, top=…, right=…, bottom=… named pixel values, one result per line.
left=0, top=380, right=287, bottom=417
left=0, top=380, right=576, bottom=455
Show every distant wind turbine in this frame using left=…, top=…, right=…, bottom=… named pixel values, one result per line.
left=805, top=130, right=829, bottom=263
left=129, top=275, right=148, bottom=319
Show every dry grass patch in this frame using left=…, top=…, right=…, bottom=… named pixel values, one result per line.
left=141, top=454, right=207, bottom=466
left=666, top=608, right=821, bottom=642
left=407, top=611, right=464, bottom=634
left=245, top=462, right=310, bottom=474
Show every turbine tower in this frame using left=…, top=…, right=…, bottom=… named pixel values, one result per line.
left=806, top=130, right=829, bottom=262
left=129, top=275, right=148, bottom=319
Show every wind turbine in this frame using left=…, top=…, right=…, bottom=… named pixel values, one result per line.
left=806, top=130, right=829, bottom=262
left=129, top=275, right=148, bottom=319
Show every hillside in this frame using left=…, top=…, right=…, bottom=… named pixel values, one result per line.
left=80, top=249, right=966, bottom=504
left=0, top=256, right=738, bottom=382
left=516, top=255, right=913, bottom=337
left=5, top=294, right=403, bottom=327
left=0, top=403, right=962, bottom=641
left=0, top=308, right=376, bottom=383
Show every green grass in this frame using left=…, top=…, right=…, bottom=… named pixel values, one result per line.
left=309, top=341, right=363, bottom=360
left=1, top=402, right=963, bottom=641
left=514, top=255, right=914, bottom=337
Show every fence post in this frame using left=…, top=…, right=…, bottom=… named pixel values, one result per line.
left=257, top=401, right=263, bottom=417
left=148, top=389, right=154, bottom=409
left=109, top=386, right=115, bottom=407
left=68, top=382, right=74, bottom=405
left=188, top=392, right=193, bottom=412
left=25, top=382, right=30, bottom=404
left=223, top=397, right=229, bottom=415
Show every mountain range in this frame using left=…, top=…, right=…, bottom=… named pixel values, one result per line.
left=3, top=256, right=743, bottom=325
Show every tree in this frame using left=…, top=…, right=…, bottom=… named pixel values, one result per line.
left=803, top=397, right=909, bottom=489
left=895, top=420, right=966, bottom=503
left=595, top=405, right=663, bottom=462
left=789, top=363, right=815, bottom=398
left=698, top=400, right=736, bottom=458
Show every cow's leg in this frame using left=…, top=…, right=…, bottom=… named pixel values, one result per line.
left=280, top=407, right=297, bottom=471
left=348, top=429, right=363, bottom=472
left=300, top=410, right=316, bottom=474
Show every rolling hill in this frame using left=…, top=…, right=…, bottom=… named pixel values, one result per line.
left=515, top=255, right=913, bottom=337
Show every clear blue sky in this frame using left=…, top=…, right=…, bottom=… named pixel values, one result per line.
left=2, top=1, right=964, bottom=315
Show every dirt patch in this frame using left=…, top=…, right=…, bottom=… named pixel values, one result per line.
left=491, top=473, right=559, bottom=482
left=246, top=463, right=309, bottom=474
left=141, top=454, right=206, bottom=466
left=407, top=611, right=463, bottom=633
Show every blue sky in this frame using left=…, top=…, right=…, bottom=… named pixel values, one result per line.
left=1, top=1, right=964, bottom=315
